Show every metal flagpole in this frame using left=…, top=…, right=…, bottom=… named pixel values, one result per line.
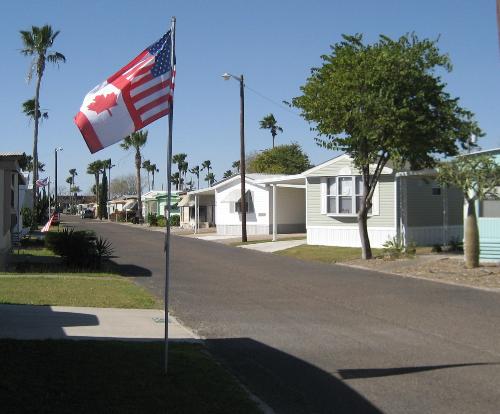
left=164, top=16, right=176, bottom=375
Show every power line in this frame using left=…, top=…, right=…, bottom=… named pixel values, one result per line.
left=244, top=83, right=301, bottom=117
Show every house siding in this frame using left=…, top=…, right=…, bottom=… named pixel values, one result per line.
left=406, top=177, right=463, bottom=227
left=306, top=175, right=395, bottom=228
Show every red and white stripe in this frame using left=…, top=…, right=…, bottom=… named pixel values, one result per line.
left=41, top=213, right=55, bottom=232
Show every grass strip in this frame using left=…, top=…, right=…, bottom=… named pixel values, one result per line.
left=0, top=340, right=259, bottom=414
left=276, top=244, right=384, bottom=263
left=0, top=276, right=160, bottom=309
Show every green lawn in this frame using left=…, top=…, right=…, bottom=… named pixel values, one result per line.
left=0, top=340, right=260, bottom=414
left=276, top=244, right=384, bottom=264
left=0, top=275, right=160, bottom=308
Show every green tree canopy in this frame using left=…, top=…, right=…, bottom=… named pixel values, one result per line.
left=292, top=33, right=482, bottom=259
left=248, top=143, right=311, bottom=175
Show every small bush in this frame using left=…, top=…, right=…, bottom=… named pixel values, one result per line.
left=383, top=236, right=416, bottom=259
left=157, top=215, right=166, bottom=227
left=147, top=213, right=158, bottom=226
left=448, top=237, right=463, bottom=253
left=21, top=207, right=32, bottom=228
left=431, top=244, right=442, bottom=253
left=169, top=215, right=180, bottom=227
left=45, top=228, right=113, bottom=269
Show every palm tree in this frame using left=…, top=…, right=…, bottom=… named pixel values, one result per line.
left=259, top=113, right=283, bottom=148
left=120, top=130, right=148, bottom=220
left=150, top=163, right=159, bottom=190
left=171, top=172, right=180, bottom=191
left=20, top=25, right=66, bottom=214
left=69, top=168, right=77, bottom=186
left=223, top=170, right=233, bottom=179
left=185, top=179, right=194, bottom=191
left=180, top=161, right=189, bottom=190
left=201, top=160, right=213, bottom=187
left=232, top=160, right=240, bottom=173
left=205, top=172, right=216, bottom=187
left=22, top=98, right=48, bottom=122
left=87, top=160, right=104, bottom=206
left=172, top=153, right=187, bottom=190
left=142, top=159, right=151, bottom=191
left=189, top=165, right=200, bottom=189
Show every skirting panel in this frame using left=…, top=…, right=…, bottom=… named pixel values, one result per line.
left=217, top=224, right=270, bottom=236
left=307, top=226, right=396, bottom=248
left=405, top=225, right=463, bottom=246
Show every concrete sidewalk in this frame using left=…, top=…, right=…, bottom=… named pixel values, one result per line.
left=0, top=304, right=198, bottom=342
left=238, top=239, right=306, bottom=253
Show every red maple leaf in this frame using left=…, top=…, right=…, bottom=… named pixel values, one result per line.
left=87, top=93, right=118, bottom=116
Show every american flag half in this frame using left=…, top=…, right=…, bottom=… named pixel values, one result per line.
left=36, top=177, right=49, bottom=188
left=41, top=213, right=55, bottom=232
left=75, top=30, right=175, bottom=153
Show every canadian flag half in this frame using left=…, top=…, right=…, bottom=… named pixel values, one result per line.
left=75, top=31, right=174, bottom=153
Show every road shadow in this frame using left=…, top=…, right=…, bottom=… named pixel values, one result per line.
left=205, top=337, right=382, bottom=413
left=337, top=363, right=499, bottom=379
left=107, top=260, right=153, bottom=277
left=205, top=337, right=499, bottom=414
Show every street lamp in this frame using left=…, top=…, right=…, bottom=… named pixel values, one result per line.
left=222, top=72, right=247, bottom=242
left=54, top=147, right=63, bottom=213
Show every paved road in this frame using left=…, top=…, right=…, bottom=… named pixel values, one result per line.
left=66, top=216, right=500, bottom=414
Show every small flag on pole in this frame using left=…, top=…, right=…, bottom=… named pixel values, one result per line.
left=75, top=31, right=175, bottom=153
left=36, top=177, right=49, bottom=188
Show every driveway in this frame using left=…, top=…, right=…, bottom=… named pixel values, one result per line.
left=65, top=215, right=500, bottom=414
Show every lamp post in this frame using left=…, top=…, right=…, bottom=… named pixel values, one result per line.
left=107, top=159, right=116, bottom=220
left=222, top=72, right=247, bottom=242
left=54, top=147, right=63, bottom=213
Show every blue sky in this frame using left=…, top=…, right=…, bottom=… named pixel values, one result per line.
left=1, top=0, right=499, bottom=192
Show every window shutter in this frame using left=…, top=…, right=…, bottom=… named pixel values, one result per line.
left=230, top=202, right=235, bottom=214
left=371, top=183, right=380, bottom=216
left=320, top=178, right=327, bottom=214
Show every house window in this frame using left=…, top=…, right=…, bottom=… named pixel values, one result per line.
left=327, top=176, right=370, bottom=215
left=431, top=184, right=441, bottom=196
left=234, top=201, right=252, bottom=213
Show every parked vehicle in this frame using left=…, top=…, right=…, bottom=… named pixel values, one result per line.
left=81, top=209, right=94, bottom=219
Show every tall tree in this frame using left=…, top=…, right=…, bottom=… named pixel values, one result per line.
left=20, top=25, right=65, bottom=215
left=22, top=98, right=48, bottom=122
left=259, top=113, right=283, bottom=148
left=87, top=160, right=104, bottom=206
left=172, top=153, right=187, bottom=190
left=149, top=163, right=159, bottom=190
left=223, top=170, right=233, bottom=179
left=201, top=160, right=212, bottom=187
left=249, top=143, right=311, bottom=174
left=120, top=130, right=148, bottom=220
left=437, top=154, right=500, bottom=268
left=292, top=33, right=481, bottom=260
left=204, top=172, right=216, bottom=186
left=189, top=165, right=200, bottom=189
left=180, top=161, right=189, bottom=190
left=171, top=172, right=180, bottom=191
left=232, top=160, right=240, bottom=173
left=65, top=176, right=72, bottom=195
left=99, top=168, right=108, bottom=219
left=142, top=159, right=152, bottom=191
left=69, top=168, right=77, bottom=211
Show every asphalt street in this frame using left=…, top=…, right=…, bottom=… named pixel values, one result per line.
left=66, top=215, right=500, bottom=414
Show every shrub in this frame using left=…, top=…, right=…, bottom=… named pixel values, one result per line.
left=21, top=207, right=33, bottom=228
left=431, top=244, right=442, bottom=253
left=169, top=215, right=180, bottom=227
left=448, top=237, right=464, bottom=253
left=157, top=215, right=166, bottom=227
left=147, top=213, right=158, bottom=226
left=383, top=236, right=416, bottom=259
left=45, top=228, right=113, bottom=269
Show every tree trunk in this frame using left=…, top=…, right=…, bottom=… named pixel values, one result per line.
left=135, top=150, right=142, bottom=220
left=358, top=207, right=372, bottom=259
left=31, top=74, right=42, bottom=220
left=95, top=175, right=99, bottom=217
left=358, top=178, right=372, bottom=259
left=151, top=171, right=155, bottom=190
left=464, top=199, right=480, bottom=268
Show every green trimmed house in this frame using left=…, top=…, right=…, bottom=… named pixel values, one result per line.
left=142, top=190, right=181, bottom=218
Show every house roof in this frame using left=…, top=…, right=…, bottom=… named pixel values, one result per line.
left=462, top=147, right=500, bottom=157
left=303, top=153, right=394, bottom=176
left=0, top=152, right=24, bottom=159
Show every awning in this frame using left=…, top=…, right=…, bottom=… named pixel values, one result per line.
left=221, top=190, right=252, bottom=203
left=178, top=196, right=194, bottom=207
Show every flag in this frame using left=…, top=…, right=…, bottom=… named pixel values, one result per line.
left=41, top=213, right=55, bottom=232
left=75, top=31, right=175, bottom=153
left=36, top=177, right=49, bottom=188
